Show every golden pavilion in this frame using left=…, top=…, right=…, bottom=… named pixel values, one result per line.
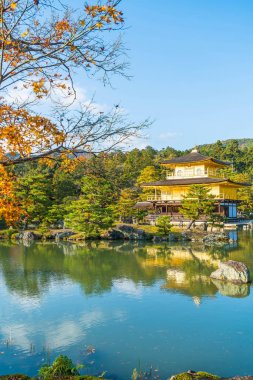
left=141, top=149, right=250, bottom=221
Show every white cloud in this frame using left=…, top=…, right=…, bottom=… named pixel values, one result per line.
left=158, top=131, right=182, bottom=139
left=1, top=323, right=30, bottom=350
left=10, top=295, right=41, bottom=312
left=5, top=84, right=108, bottom=115
left=47, top=320, right=84, bottom=350
left=0, top=309, right=106, bottom=352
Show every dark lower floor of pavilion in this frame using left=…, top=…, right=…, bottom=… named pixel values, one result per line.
left=135, top=199, right=242, bottom=223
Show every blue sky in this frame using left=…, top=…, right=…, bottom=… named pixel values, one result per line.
left=75, top=1, right=253, bottom=149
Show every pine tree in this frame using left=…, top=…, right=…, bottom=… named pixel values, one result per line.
left=64, top=176, right=115, bottom=237
left=180, top=185, right=215, bottom=229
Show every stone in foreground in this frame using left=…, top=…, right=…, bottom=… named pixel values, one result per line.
left=210, top=260, right=251, bottom=284
left=169, top=371, right=253, bottom=380
left=169, top=371, right=220, bottom=380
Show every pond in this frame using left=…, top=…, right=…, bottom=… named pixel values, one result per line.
left=0, top=230, right=253, bottom=379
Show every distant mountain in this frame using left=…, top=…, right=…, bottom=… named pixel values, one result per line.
left=200, top=138, right=253, bottom=150
left=222, top=138, right=253, bottom=148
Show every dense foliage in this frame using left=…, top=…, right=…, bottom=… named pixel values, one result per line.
left=0, top=138, right=249, bottom=234
left=0, top=0, right=148, bottom=224
left=39, top=355, right=81, bottom=379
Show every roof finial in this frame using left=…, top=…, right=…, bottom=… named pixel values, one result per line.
left=191, top=146, right=199, bottom=153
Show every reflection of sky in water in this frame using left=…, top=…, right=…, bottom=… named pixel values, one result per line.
left=113, top=278, right=144, bottom=298
left=0, top=233, right=253, bottom=379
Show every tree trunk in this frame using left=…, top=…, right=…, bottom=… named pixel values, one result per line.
left=187, top=219, right=195, bottom=230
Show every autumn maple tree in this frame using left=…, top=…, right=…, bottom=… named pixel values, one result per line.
left=0, top=0, right=126, bottom=94
left=0, top=0, right=147, bottom=225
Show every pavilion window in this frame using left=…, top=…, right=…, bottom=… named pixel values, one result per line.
left=196, top=168, right=203, bottom=176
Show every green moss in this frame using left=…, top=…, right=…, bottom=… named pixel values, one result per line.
left=71, top=377, right=101, bottom=380
left=0, top=375, right=30, bottom=380
left=173, top=372, right=220, bottom=380
left=0, top=377, right=101, bottom=380
left=195, top=372, right=220, bottom=380
left=67, top=233, right=87, bottom=241
left=173, top=373, right=193, bottom=380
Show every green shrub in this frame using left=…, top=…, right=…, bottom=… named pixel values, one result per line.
left=173, top=372, right=220, bottom=380
left=0, top=229, right=18, bottom=240
left=155, top=216, right=172, bottom=236
left=39, top=355, right=83, bottom=379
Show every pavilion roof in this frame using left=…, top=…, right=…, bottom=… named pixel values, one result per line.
left=161, top=150, right=231, bottom=166
left=142, top=177, right=251, bottom=187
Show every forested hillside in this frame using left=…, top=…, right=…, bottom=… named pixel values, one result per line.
left=2, top=138, right=252, bottom=232
left=201, top=138, right=253, bottom=150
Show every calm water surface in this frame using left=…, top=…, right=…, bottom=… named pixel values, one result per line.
left=1, top=230, right=253, bottom=379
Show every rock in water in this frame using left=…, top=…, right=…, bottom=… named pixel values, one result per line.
left=22, top=231, right=35, bottom=241
left=101, top=229, right=125, bottom=240
left=203, top=233, right=229, bottom=245
left=210, top=260, right=251, bottom=284
left=102, top=225, right=152, bottom=240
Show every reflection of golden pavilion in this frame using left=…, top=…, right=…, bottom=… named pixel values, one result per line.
left=143, top=245, right=250, bottom=300
left=141, top=149, right=250, bottom=220
left=145, top=246, right=220, bottom=267
left=193, top=296, right=201, bottom=306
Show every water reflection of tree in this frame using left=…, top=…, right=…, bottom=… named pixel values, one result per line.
left=0, top=233, right=252, bottom=300
left=228, top=230, right=253, bottom=272
left=0, top=242, right=167, bottom=298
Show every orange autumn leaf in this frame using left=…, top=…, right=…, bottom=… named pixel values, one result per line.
left=21, top=29, right=29, bottom=37
left=0, top=1, right=124, bottom=96
left=0, top=165, right=24, bottom=226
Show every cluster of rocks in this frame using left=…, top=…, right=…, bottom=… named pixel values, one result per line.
left=16, top=231, right=42, bottom=241
left=15, top=230, right=75, bottom=242
left=102, top=226, right=232, bottom=245
left=188, top=232, right=229, bottom=245
left=102, top=225, right=152, bottom=240
left=5, top=224, right=233, bottom=246
left=102, top=225, right=193, bottom=242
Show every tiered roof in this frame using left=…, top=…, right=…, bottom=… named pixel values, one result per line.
left=161, top=150, right=231, bottom=166
left=142, top=178, right=250, bottom=187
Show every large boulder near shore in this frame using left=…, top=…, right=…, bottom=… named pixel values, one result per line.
left=102, top=225, right=152, bottom=240
left=18, top=231, right=42, bottom=241
left=55, top=231, right=75, bottom=240
left=210, top=260, right=251, bottom=284
left=102, top=229, right=125, bottom=240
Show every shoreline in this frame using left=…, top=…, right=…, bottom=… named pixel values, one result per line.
left=0, top=224, right=234, bottom=247
left=1, top=370, right=253, bottom=380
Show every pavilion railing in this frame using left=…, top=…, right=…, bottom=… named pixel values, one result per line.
left=147, top=193, right=233, bottom=201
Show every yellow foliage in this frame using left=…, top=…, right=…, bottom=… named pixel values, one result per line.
left=21, top=29, right=29, bottom=37
left=0, top=104, right=65, bottom=163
